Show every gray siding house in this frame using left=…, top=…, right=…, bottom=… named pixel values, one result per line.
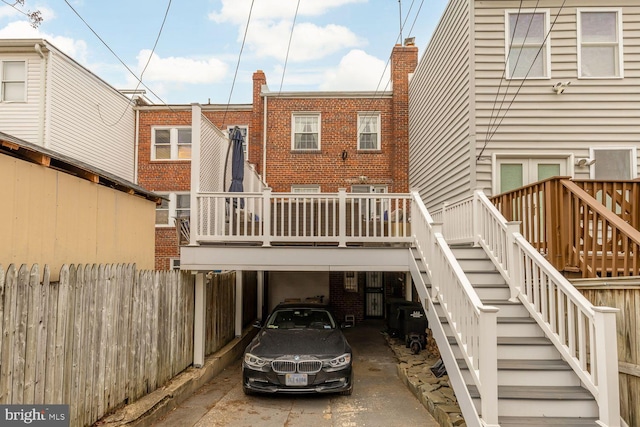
left=409, top=0, right=640, bottom=210
left=0, top=39, right=136, bottom=181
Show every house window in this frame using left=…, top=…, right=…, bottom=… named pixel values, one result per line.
left=292, top=114, right=320, bottom=150
left=578, top=9, right=623, bottom=78
left=344, top=272, right=358, bottom=292
left=358, top=113, right=380, bottom=150
left=227, top=125, right=249, bottom=159
left=152, top=127, right=192, bottom=160
left=1, top=61, right=26, bottom=102
left=155, top=192, right=190, bottom=226
left=495, top=157, right=567, bottom=193
left=505, top=10, right=550, bottom=79
left=170, top=258, right=181, bottom=270
left=291, top=185, right=321, bottom=193
left=590, top=147, right=636, bottom=180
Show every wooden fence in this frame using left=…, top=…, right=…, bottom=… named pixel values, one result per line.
left=0, top=263, right=245, bottom=427
left=577, top=283, right=640, bottom=427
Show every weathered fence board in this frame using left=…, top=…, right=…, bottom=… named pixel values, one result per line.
left=0, top=263, right=224, bottom=427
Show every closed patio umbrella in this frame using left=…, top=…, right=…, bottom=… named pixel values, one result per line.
left=228, top=126, right=245, bottom=208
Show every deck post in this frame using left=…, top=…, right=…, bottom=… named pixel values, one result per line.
left=193, top=272, right=206, bottom=368
left=506, top=221, right=522, bottom=302
left=257, top=271, right=265, bottom=320
left=479, top=306, right=499, bottom=427
left=338, top=188, right=347, bottom=247
left=235, top=270, right=243, bottom=337
left=262, top=188, right=272, bottom=247
left=594, top=307, right=621, bottom=426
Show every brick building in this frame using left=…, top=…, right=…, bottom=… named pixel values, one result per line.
left=136, top=42, right=418, bottom=321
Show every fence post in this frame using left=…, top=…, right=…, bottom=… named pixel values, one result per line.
left=479, top=306, right=499, bottom=427
left=338, top=189, right=347, bottom=247
left=593, top=307, right=621, bottom=426
left=262, top=188, right=272, bottom=247
left=193, top=272, right=206, bottom=368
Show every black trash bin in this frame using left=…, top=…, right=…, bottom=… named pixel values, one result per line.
left=398, top=304, right=428, bottom=354
left=386, top=298, right=415, bottom=337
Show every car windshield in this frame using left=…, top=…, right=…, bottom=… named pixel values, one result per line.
left=266, top=308, right=336, bottom=330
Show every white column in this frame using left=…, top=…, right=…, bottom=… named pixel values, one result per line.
left=257, top=271, right=264, bottom=320
left=404, top=272, right=412, bottom=301
left=193, top=272, right=206, bottom=368
left=235, top=270, right=243, bottom=337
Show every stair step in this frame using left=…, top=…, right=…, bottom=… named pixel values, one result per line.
left=499, top=416, right=598, bottom=426
left=469, top=385, right=594, bottom=400
left=448, top=333, right=562, bottom=360
left=440, top=315, right=544, bottom=337
left=458, top=358, right=570, bottom=371
left=457, top=358, right=581, bottom=387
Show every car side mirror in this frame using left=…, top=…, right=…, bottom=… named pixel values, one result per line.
left=253, top=320, right=262, bottom=329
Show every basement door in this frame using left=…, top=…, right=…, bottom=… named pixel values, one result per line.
left=364, top=272, right=384, bottom=318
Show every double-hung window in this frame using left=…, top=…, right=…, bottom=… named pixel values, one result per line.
left=155, top=193, right=190, bottom=226
left=505, top=10, right=550, bottom=79
left=358, top=113, right=380, bottom=150
left=152, top=127, right=191, bottom=160
left=578, top=9, right=623, bottom=78
left=1, top=60, right=26, bottom=102
left=292, top=113, right=320, bottom=150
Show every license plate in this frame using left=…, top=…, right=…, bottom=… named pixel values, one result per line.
left=285, top=373, right=308, bottom=386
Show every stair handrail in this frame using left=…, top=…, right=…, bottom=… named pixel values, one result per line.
left=411, top=191, right=499, bottom=427
left=469, top=190, right=621, bottom=427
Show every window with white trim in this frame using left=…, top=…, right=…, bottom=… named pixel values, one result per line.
left=170, top=258, right=181, bottom=270
left=578, top=9, right=623, bottom=78
left=227, top=125, right=249, bottom=159
left=344, top=272, right=358, bottom=292
left=505, top=10, right=550, bottom=79
left=1, top=60, right=26, bottom=102
left=358, top=113, right=380, bottom=150
left=155, top=192, right=190, bottom=226
left=152, top=127, right=191, bottom=160
left=590, top=147, right=636, bottom=179
left=292, top=113, right=320, bottom=150
left=291, top=185, right=321, bottom=193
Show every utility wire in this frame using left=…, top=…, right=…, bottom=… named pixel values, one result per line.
left=64, top=0, right=171, bottom=107
left=477, top=0, right=568, bottom=160
left=277, top=0, right=301, bottom=94
left=98, top=0, right=172, bottom=126
left=221, top=0, right=255, bottom=127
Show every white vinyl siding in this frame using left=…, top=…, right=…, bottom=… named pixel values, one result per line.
left=505, top=10, right=550, bottom=79
left=358, top=113, right=380, bottom=150
left=409, top=0, right=472, bottom=210
left=578, top=9, right=623, bottom=79
left=46, top=49, right=135, bottom=181
left=292, top=113, right=320, bottom=150
left=1, top=60, right=26, bottom=102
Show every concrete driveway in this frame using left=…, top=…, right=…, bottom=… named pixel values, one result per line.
left=152, top=320, right=439, bottom=427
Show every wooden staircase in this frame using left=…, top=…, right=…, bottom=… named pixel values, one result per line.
left=414, top=245, right=600, bottom=425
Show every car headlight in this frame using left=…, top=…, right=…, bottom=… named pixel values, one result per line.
left=328, top=353, right=351, bottom=369
left=244, top=353, right=270, bottom=370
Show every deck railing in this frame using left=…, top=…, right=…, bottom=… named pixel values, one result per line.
left=411, top=192, right=499, bottom=426
left=491, top=177, right=640, bottom=278
left=437, top=191, right=621, bottom=426
left=193, top=189, right=412, bottom=246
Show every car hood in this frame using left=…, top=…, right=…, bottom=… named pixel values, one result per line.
left=246, top=329, right=350, bottom=358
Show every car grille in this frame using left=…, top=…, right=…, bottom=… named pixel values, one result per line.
left=272, top=358, right=322, bottom=374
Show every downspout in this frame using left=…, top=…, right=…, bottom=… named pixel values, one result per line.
left=34, top=43, right=46, bottom=146
left=134, top=109, right=139, bottom=184
left=262, top=94, right=268, bottom=184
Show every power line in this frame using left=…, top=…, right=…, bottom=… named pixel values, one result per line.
left=64, top=0, right=171, bottom=107
left=277, top=0, right=301, bottom=94
left=221, top=0, right=255, bottom=127
left=98, top=0, right=173, bottom=126
left=477, top=0, right=568, bottom=160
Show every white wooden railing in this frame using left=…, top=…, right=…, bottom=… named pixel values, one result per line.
left=437, top=190, right=621, bottom=427
left=193, top=189, right=412, bottom=246
left=410, top=191, right=499, bottom=427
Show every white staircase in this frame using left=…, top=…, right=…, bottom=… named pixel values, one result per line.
left=409, top=190, right=621, bottom=427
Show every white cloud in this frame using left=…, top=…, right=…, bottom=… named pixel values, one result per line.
left=320, top=49, right=390, bottom=91
left=247, top=21, right=362, bottom=62
left=133, top=49, right=228, bottom=84
left=0, top=20, right=89, bottom=62
left=209, top=0, right=367, bottom=24
left=0, top=5, right=20, bottom=19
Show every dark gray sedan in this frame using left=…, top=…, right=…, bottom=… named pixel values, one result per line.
left=242, top=303, right=353, bottom=395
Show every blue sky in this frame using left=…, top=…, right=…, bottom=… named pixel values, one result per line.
left=0, top=0, right=448, bottom=105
